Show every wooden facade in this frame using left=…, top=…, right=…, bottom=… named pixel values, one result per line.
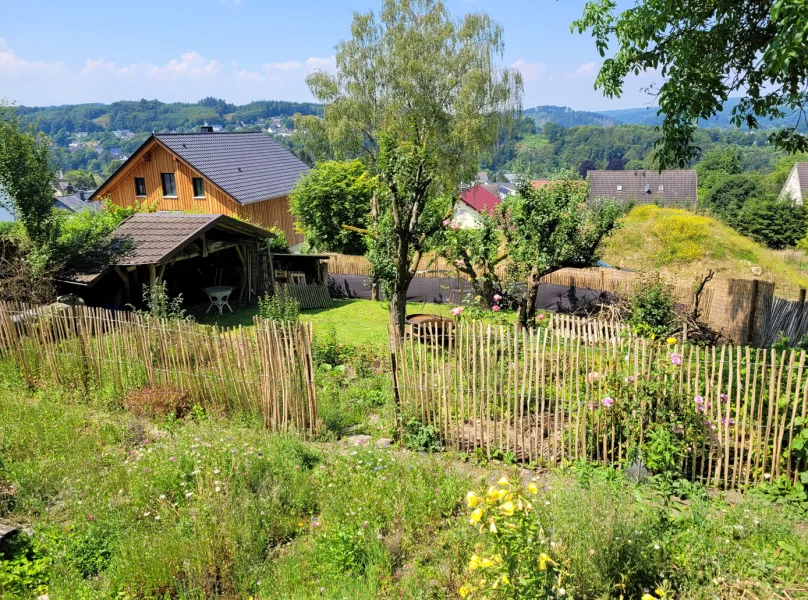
left=93, top=139, right=303, bottom=245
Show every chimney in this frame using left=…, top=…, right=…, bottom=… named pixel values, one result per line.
left=200, top=123, right=214, bottom=133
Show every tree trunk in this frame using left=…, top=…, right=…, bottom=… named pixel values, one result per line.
left=518, top=269, right=540, bottom=328
left=390, top=237, right=412, bottom=336
left=472, top=276, right=495, bottom=308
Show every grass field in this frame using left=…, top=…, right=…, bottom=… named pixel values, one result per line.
left=196, top=299, right=459, bottom=346
left=602, top=205, right=808, bottom=298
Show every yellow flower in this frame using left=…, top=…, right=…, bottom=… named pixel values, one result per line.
left=500, top=501, right=515, bottom=516
left=655, top=588, right=666, bottom=597
left=642, top=595, right=656, bottom=600
left=459, top=585, right=471, bottom=598
left=501, top=575, right=510, bottom=585
left=538, top=552, right=553, bottom=571
left=666, top=337, right=677, bottom=345
left=526, top=482, right=538, bottom=495
left=486, top=486, right=498, bottom=499
left=466, top=491, right=480, bottom=508
left=480, top=558, right=494, bottom=569
left=469, top=508, right=483, bottom=525
left=497, top=488, right=509, bottom=501
left=489, top=520, right=498, bottom=534
left=469, top=555, right=481, bottom=570
left=497, top=476, right=510, bottom=487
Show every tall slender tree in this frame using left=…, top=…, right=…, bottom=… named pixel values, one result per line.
left=297, top=0, right=522, bottom=333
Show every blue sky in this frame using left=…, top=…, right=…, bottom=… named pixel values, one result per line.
left=0, top=0, right=659, bottom=111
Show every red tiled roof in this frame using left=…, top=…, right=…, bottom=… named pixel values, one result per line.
left=460, top=184, right=501, bottom=213
left=531, top=179, right=551, bottom=189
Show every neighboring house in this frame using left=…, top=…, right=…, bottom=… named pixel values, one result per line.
left=54, top=192, right=100, bottom=214
left=475, top=171, right=489, bottom=183
left=587, top=170, right=697, bottom=206
left=89, top=131, right=310, bottom=245
left=780, top=163, right=808, bottom=204
left=453, top=183, right=502, bottom=228
left=52, top=178, right=75, bottom=196
left=113, top=130, right=135, bottom=139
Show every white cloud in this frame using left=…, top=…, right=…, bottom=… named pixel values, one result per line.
left=304, top=55, right=336, bottom=73
left=0, top=38, right=66, bottom=76
left=511, top=59, right=547, bottom=82
left=565, top=61, right=597, bottom=79
left=0, top=41, right=335, bottom=105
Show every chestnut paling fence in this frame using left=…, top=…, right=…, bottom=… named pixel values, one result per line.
left=0, top=302, right=317, bottom=433
left=391, top=322, right=808, bottom=490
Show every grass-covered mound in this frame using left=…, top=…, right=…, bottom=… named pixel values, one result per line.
left=602, top=205, right=808, bottom=297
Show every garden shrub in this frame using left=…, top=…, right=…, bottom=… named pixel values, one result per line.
left=701, top=173, right=770, bottom=225
left=122, top=385, right=190, bottom=419
left=402, top=418, right=443, bottom=453
left=258, top=286, right=300, bottom=324
left=627, top=281, right=675, bottom=338
left=459, top=476, right=669, bottom=599
left=734, top=198, right=807, bottom=249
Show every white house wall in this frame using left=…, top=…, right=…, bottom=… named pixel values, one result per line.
left=780, top=164, right=804, bottom=204
left=452, top=201, right=482, bottom=228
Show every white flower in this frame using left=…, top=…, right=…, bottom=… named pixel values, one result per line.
left=154, top=515, right=160, bottom=521
left=654, top=544, right=660, bottom=550
left=185, top=492, right=193, bottom=498
left=144, top=512, right=151, bottom=517
left=558, top=588, right=566, bottom=596
left=159, top=495, right=166, bottom=500
left=214, top=468, right=220, bottom=474
left=215, top=486, right=221, bottom=493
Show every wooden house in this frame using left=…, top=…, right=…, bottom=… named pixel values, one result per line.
left=89, top=130, right=309, bottom=245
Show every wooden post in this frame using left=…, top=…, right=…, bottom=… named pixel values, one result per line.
left=799, top=288, right=806, bottom=304
left=747, top=279, right=760, bottom=346
left=149, top=264, right=157, bottom=289
left=388, top=327, right=403, bottom=440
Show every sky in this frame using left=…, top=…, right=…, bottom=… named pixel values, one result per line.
left=0, top=0, right=661, bottom=111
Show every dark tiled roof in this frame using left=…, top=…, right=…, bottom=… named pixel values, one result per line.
left=154, top=132, right=310, bottom=205
left=54, top=195, right=101, bottom=213
left=796, top=163, right=808, bottom=197
left=113, top=212, right=272, bottom=266
left=587, top=170, right=697, bottom=205
left=460, top=184, right=501, bottom=213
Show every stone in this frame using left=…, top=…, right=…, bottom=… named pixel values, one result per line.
left=344, top=434, right=372, bottom=446
left=751, top=266, right=762, bottom=277
left=375, top=438, right=393, bottom=449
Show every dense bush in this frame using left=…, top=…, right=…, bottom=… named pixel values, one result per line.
left=258, top=286, right=300, bottom=324
left=701, top=173, right=771, bottom=225
left=627, top=281, right=675, bottom=338
left=735, top=199, right=807, bottom=249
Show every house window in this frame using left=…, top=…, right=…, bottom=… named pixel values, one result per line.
left=616, top=185, right=623, bottom=191
left=134, top=177, right=146, bottom=197
left=192, top=177, right=205, bottom=198
left=161, top=173, right=177, bottom=197
left=658, top=184, right=664, bottom=191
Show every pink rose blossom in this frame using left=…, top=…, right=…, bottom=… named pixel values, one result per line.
left=720, top=393, right=728, bottom=403
left=493, top=294, right=503, bottom=302
left=492, top=305, right=501, bottom=312
left=601, top=397, right=615, bottom=408
left=442, top=218, right=450, bottom=226
left=450, top=307, right=464, bottom=316
left=537, top=314, right=546, bottom=321
left=670, top=353, right=682, bottom=365
left=450, top=222, right=460, bottom=230
left=694, top=395, right=704, bottom=405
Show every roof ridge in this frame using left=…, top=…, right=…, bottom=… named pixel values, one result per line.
left=154, top=131, right=267, bottom=136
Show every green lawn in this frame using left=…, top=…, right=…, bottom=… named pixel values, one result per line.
left=196, top=298, right=455, bottom=346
